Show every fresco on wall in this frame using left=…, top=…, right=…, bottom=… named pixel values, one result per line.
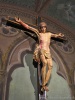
left=47, top=0, right=75, bottom=29
left=8, top=54, right=71, bottom=100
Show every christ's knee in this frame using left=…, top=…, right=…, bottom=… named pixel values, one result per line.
left=48, top=65, right=53, bottom=72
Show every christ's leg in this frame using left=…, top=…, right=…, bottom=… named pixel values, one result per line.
left=40, top=55, right=47, bottom=91
left=45, top=58, right=52, bottom=90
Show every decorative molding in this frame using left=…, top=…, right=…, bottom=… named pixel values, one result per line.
left=0, top=31, right=28, bottom=86
left=56, top=38, right=74, bottom=54
left=0, top=0, right=35, bottom=11
left=0, top=24, right=19, bottom=37
left=0, top=3, right=36, bottom=14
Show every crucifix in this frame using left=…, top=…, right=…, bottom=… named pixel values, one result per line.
left=1, top=16, right=66, bottom=100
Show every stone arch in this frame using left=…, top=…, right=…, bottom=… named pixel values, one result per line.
left=3, top=37, right=35, bottom=100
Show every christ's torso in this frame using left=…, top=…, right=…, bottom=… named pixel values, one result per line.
left=38, top=32, right=51, bottom=52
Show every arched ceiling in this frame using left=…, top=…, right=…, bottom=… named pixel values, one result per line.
left=0, top=0, right=75, bottom=33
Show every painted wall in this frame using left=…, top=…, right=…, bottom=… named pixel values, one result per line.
left=8, top=53, right=71, bottom=100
